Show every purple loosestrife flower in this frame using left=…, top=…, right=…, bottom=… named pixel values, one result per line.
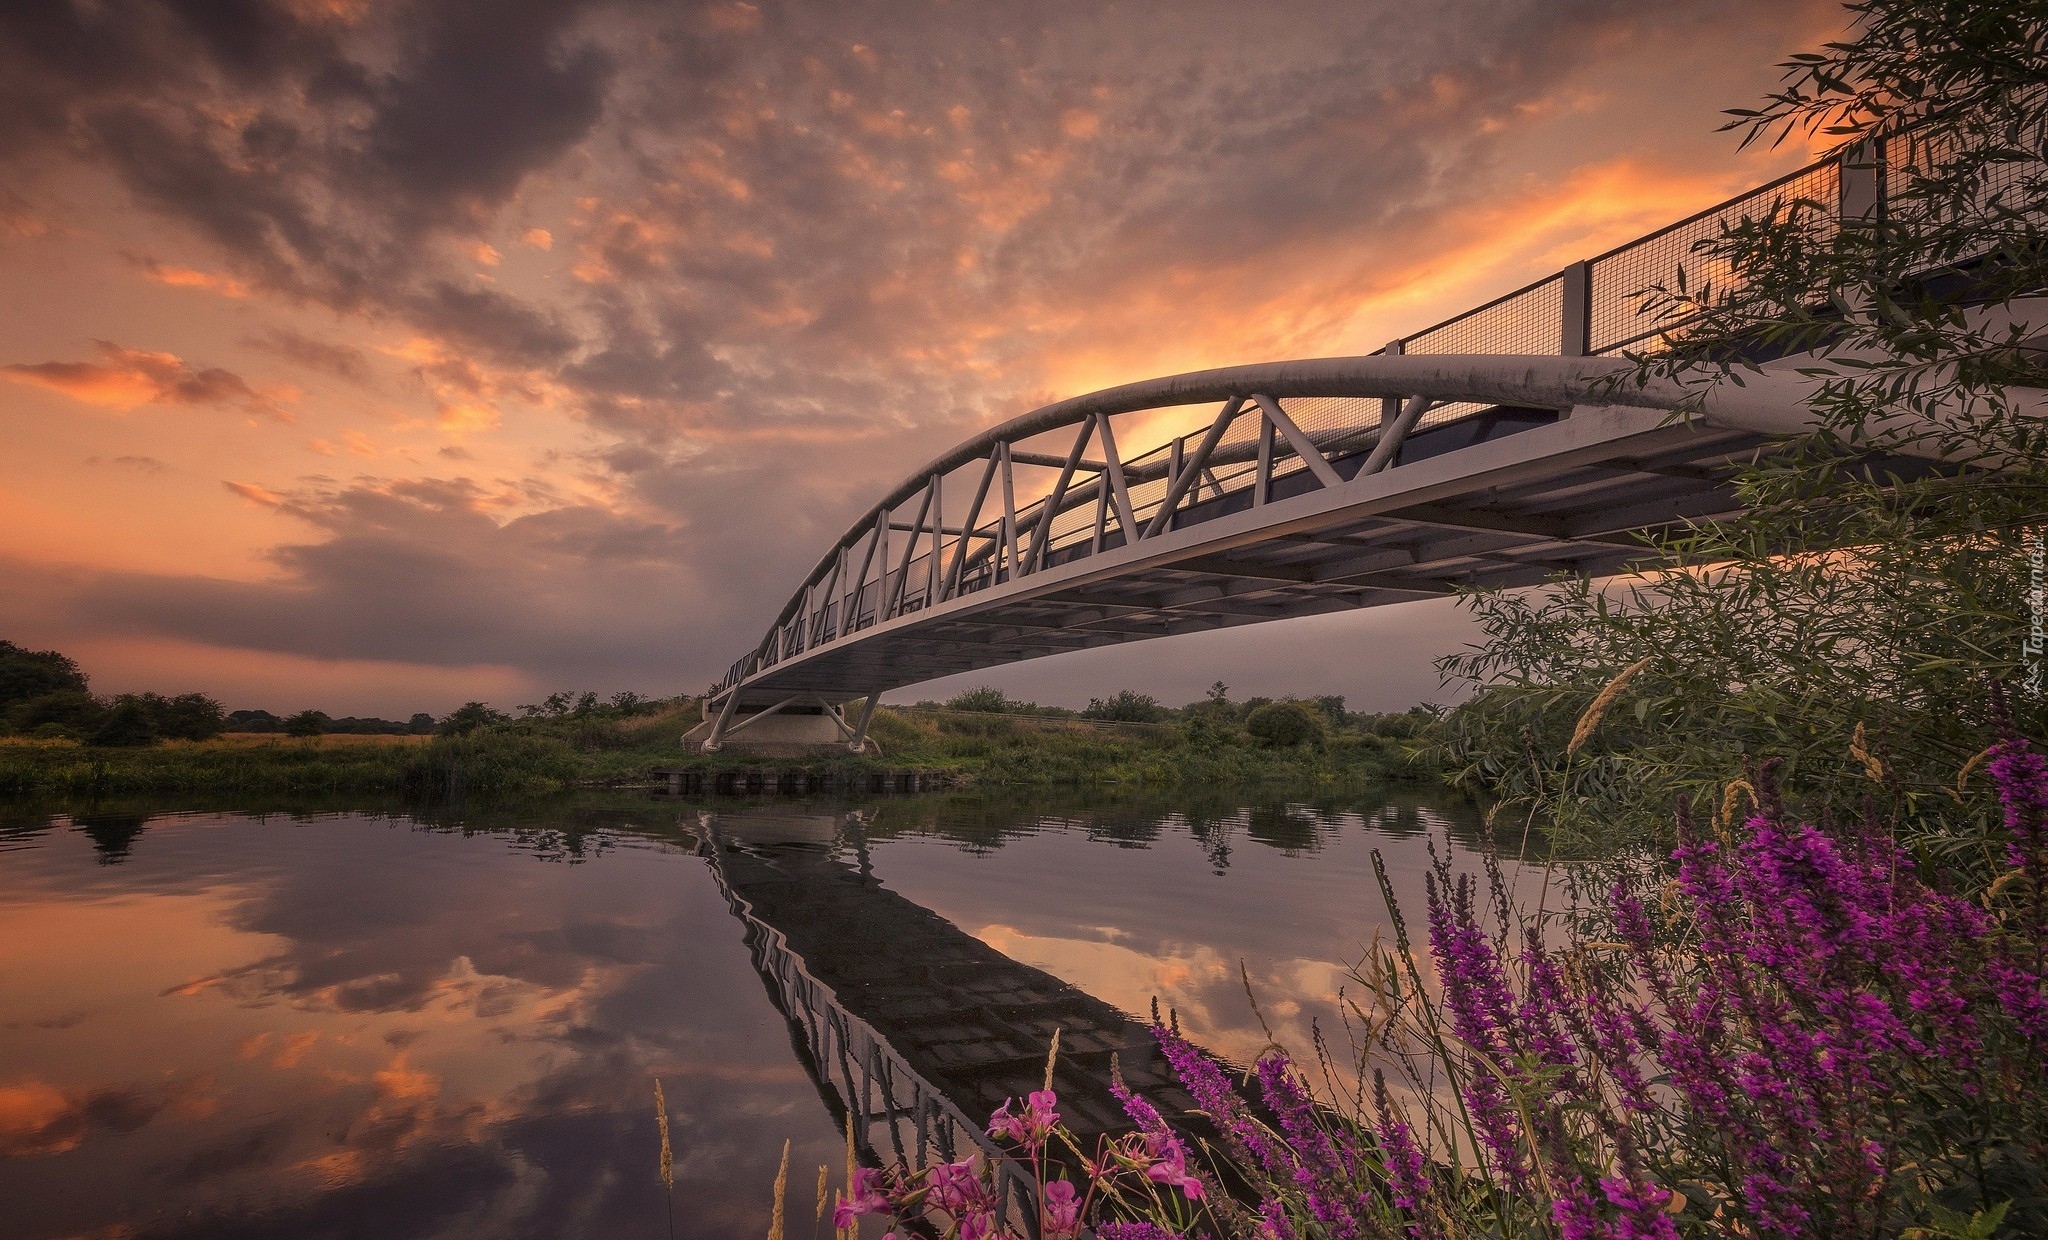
left=1551, top=1168, right=1683, bottom=1240
left=1154, top=1023, right=1298, bottom=1182
left=1988, top=735, right=2048, bottom=1039
left=1424, top=872, right=1529, bottom=1184
left=1254, top=1053, right=1352, bottom=1183
left=1258, top=1197, right=1300, bottom=1240
left=1989, top=735, right=2048, bottom=875
left=1517, top=927, right=1581, bottom=1073
left=1598, top=1176, right=1678, bottom=1240
left=1370, top=1072, right=1432, bottom=1237
left=1252, top=1052, right=1361, bottom=1238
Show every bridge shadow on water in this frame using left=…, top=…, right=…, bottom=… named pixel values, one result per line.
left=683, top=805, right=1205, bottom=1205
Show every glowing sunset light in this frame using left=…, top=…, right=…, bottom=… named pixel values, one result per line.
left=0, top=0, right=1846, bottom=715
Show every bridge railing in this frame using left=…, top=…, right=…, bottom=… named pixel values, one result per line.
left=714, top=130, right=2032, bottom=700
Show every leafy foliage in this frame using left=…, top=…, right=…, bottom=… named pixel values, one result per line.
left=0, top=640, right=88, bottom=710
left=1437, top=0, right=2048, bottom=857
left=1083, top=690, right=1170, bottom=723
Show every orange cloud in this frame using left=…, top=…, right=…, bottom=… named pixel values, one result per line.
left=3, top=342, right=292, bottom=420
left=224, top=481, right=286, bottom=507
left=521, top=228, right=553, bottom=250
left=137, top=261, right=251, bottom=299
left=0, top=1081, right=80, bottom=1157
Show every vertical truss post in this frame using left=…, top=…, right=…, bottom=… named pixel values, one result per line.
left=1167, top=437, right=1184, bottom=507
left=924, top=471, right=942, bottom=607
left=875, top=507, right=890, bottom=624
left=813, top=547, right=844, bottom=644
left=997, top=441, right=1019, bottom=581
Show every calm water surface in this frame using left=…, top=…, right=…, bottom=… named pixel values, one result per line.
left=0, top=788, right=1494, bottom=1239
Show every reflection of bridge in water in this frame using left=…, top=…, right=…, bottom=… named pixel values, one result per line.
left=684, top=809, right=1199, bottom=1206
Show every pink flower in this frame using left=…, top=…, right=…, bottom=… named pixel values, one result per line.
left=1144, top=1136, right=1205, bottom=1200
left=831, top=1166, right=890, bottom=1229
left=959, top=1209, right=998, bottom=1240
left=1043, top=1178, right=1084, bottom=1240
left=927, top=1157, right=984, bottom=1215
left=988, top=1088, right=1060, bottom=1146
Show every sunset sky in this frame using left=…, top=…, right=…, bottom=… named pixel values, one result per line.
left=0, top=0, right=1848, bottom=717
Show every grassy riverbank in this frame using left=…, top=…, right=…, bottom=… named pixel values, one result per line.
left=0, top=699, right=1437, bottom=798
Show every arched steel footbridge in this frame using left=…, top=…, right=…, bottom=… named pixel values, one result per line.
left=699, top=143, right=2040, bottom=753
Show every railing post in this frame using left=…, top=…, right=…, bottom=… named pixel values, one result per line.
left=1560, top=260, right=1591, bottom=357
left=1380, top=339, right=1404, bottom=426
left=1839, top=135, right=1884, bottom=222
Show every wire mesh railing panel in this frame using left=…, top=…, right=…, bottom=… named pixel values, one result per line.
left=1403, top=275, right=1565, bottom=357
left=1589, top=160, right=1840, bottom=355
left=1887, top=127, right=2048, bottom=239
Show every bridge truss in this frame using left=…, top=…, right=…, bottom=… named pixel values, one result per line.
left=700, top=137, right=2034, bottom=752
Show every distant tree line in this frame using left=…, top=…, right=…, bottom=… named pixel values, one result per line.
left=1, top=638, right=680, bottom=749
left=226, top=709, right=437, bottom=737
left=0, top=640, right=229, bottom=747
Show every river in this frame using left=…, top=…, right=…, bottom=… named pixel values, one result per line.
left=0, top=786, right=1500, bottom=1239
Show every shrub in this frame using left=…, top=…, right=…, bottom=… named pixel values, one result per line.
left=948, top=685, right=1019, bottom=713
left=1244, top=700, right=1323, bottom=748
left=1083, top=690, right=1167, bottom=723
left=283, top=709, right=329, bottom=738
left=403, top=730, right=580, bottom=798
left=122, top=692, right=226, bottom=740
left=437, top=701, right=510, bottom=736
left=5, top=689, right=106, bottom=738
left=88, top=699, right=158, bottom=748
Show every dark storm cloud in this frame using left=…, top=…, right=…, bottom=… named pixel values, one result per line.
left=364, top=0, right=616, bottom=208
left=0, top=0, right=624, bottom=317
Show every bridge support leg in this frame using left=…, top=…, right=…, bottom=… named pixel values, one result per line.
left=701, top=690, right=742, bottom=753
left=848, top=692, right=881, bottom=755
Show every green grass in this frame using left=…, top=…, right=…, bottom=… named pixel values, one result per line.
left=0, top=701, right=1438, bottom=799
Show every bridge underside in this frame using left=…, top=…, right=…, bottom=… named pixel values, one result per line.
left=722, top=402, right=1821, bottom=707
